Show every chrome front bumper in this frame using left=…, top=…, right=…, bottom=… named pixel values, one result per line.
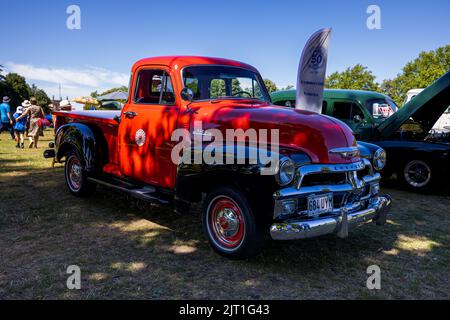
left=270, top=159, right=392, bottom=241
left=270, top=194, right=391, bottom=240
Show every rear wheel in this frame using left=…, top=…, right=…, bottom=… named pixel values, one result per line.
left=64, top=150, right=96, bottom=197
left=202, top=186, right=266, bottom=259
left=399, top=159, right=433, bottom=192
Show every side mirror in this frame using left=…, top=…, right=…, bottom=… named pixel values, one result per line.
left=353, top=115, right=362, bottom=123
left=180, top=88, right=194, bottom=102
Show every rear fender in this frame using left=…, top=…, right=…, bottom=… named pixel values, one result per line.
left=55, top=123, right=107, bottom=172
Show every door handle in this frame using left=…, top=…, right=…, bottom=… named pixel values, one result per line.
left=124, top=111, right=138, bottom=119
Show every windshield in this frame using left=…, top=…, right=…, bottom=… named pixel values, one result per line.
left=182, top=66, right=270, bottom=102
left=366, top=98, right=398, bottom=119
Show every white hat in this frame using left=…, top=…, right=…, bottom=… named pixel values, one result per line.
left=22, top=100, right=31, bottom=108
left=16, top=106, right=24, bottom=114
left=60, top=100, right=71, bottom=108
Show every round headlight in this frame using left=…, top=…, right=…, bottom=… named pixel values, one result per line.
left=373, top=148, right=387, bottom=171
left=276, top=157, right=296, bottom=186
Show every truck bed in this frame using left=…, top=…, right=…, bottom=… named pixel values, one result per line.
left=53, top=110, right=121, bottom=126
left=53, top=110, right=121, bottom=165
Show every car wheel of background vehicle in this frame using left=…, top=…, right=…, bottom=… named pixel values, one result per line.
left=64, top=150, right=96, bottom=197
left=400, top=159, right=433, bottom=192
left=202, top=186, right=266, bottom=259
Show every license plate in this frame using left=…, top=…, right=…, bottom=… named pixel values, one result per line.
left=307, top=193, right=333, bottom=217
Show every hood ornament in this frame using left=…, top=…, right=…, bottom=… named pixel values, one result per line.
left=329, top=147, right=360, bottom=160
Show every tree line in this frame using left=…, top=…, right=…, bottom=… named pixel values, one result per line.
left=325, top=45, right=450, bottom=106
left=0, top=65, right=51, bottom=113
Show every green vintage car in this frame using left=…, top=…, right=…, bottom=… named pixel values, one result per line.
left=270, top=89, right=399, bottom=140
left=270, top=72, right=450, bottom=192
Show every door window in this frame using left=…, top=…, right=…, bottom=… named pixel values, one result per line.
left=332, top=101, right=364, bottom=120
left=134, top=69, right=175, bottom=105
left=366, top=98, right=397, bottom=119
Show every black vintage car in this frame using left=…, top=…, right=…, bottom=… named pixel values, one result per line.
left=371, top=71, right=450, bottom=191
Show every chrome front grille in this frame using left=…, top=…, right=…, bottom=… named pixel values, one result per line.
left=273, top=159, right=381, bottom=220
left=296, top=159, right=371, bottom=190
left=301, top=172, right=347, bottom=187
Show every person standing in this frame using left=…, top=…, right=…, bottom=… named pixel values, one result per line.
left=0, top=96, right=15, bottom=139
left=15, top=97, right=44, bottom=148
left=13, top=101, right=30, bottom=149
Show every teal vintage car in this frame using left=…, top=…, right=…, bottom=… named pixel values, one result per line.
left=270, top=89, right=399, bottom=140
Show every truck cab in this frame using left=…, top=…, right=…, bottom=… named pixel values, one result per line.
left=46, top=56, right=391, bottom=259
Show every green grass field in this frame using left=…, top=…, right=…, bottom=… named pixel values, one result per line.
left=0, top=130, right=449, bottom=299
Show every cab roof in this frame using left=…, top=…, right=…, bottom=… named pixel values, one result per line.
left=271, top=89, right=390, bottom=102
left=132, top=56, right=258, bottom=73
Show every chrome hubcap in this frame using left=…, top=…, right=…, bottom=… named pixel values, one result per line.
left=215, top=208, right=239, bottom=239
left=208, top=196, right=245, bottom=249
left=404, top=160, right=431, bottom=188
left=68, top=158, right=82, bottom=190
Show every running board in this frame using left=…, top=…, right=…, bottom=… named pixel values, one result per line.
left=87, top=177, right=171, bottom=205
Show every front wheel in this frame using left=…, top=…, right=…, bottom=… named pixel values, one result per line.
left=399, top=159, right=433, bottom=192
left=64, top=150, right=96, bottom=197
left=202, top=186, right=266, bottom=259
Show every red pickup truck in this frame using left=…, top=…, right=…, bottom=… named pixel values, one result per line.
left=45, top=56, right=391, bottom=259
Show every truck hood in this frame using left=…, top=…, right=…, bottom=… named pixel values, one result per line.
left=377, top=70, right=450, bottom=138
left=190, top=100, right=357, bottom=164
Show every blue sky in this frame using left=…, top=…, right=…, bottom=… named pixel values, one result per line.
left=1, top=0, right=449, bottom=100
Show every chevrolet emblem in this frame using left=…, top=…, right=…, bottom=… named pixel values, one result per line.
left=329, top=147, right=360, bottom=160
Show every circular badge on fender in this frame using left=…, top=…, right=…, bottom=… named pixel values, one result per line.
left=135, top=129, right=146, bottom=147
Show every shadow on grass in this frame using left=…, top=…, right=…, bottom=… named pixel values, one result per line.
left=0, top=164, right=449, bottom=299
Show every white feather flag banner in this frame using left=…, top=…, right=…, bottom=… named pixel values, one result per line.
left=295, top=28, right=332, bottom=113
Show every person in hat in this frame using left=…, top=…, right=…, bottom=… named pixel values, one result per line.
left=16, top=97, right=45, bottom=148
left=12, top=101, right=30, bottom=149
left=0, top=96, right=15, bottom=140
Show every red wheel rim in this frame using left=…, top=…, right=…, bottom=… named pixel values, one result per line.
left=208, top=197, right=245, bottom=249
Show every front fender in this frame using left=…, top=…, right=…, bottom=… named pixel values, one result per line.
left=175, top=146, right=276, bottom=201
left=174, top=145, right=308, bottom=209
left=55, top=123, right=100, bottom=172
left=358, top=141, right=381, bottom=161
